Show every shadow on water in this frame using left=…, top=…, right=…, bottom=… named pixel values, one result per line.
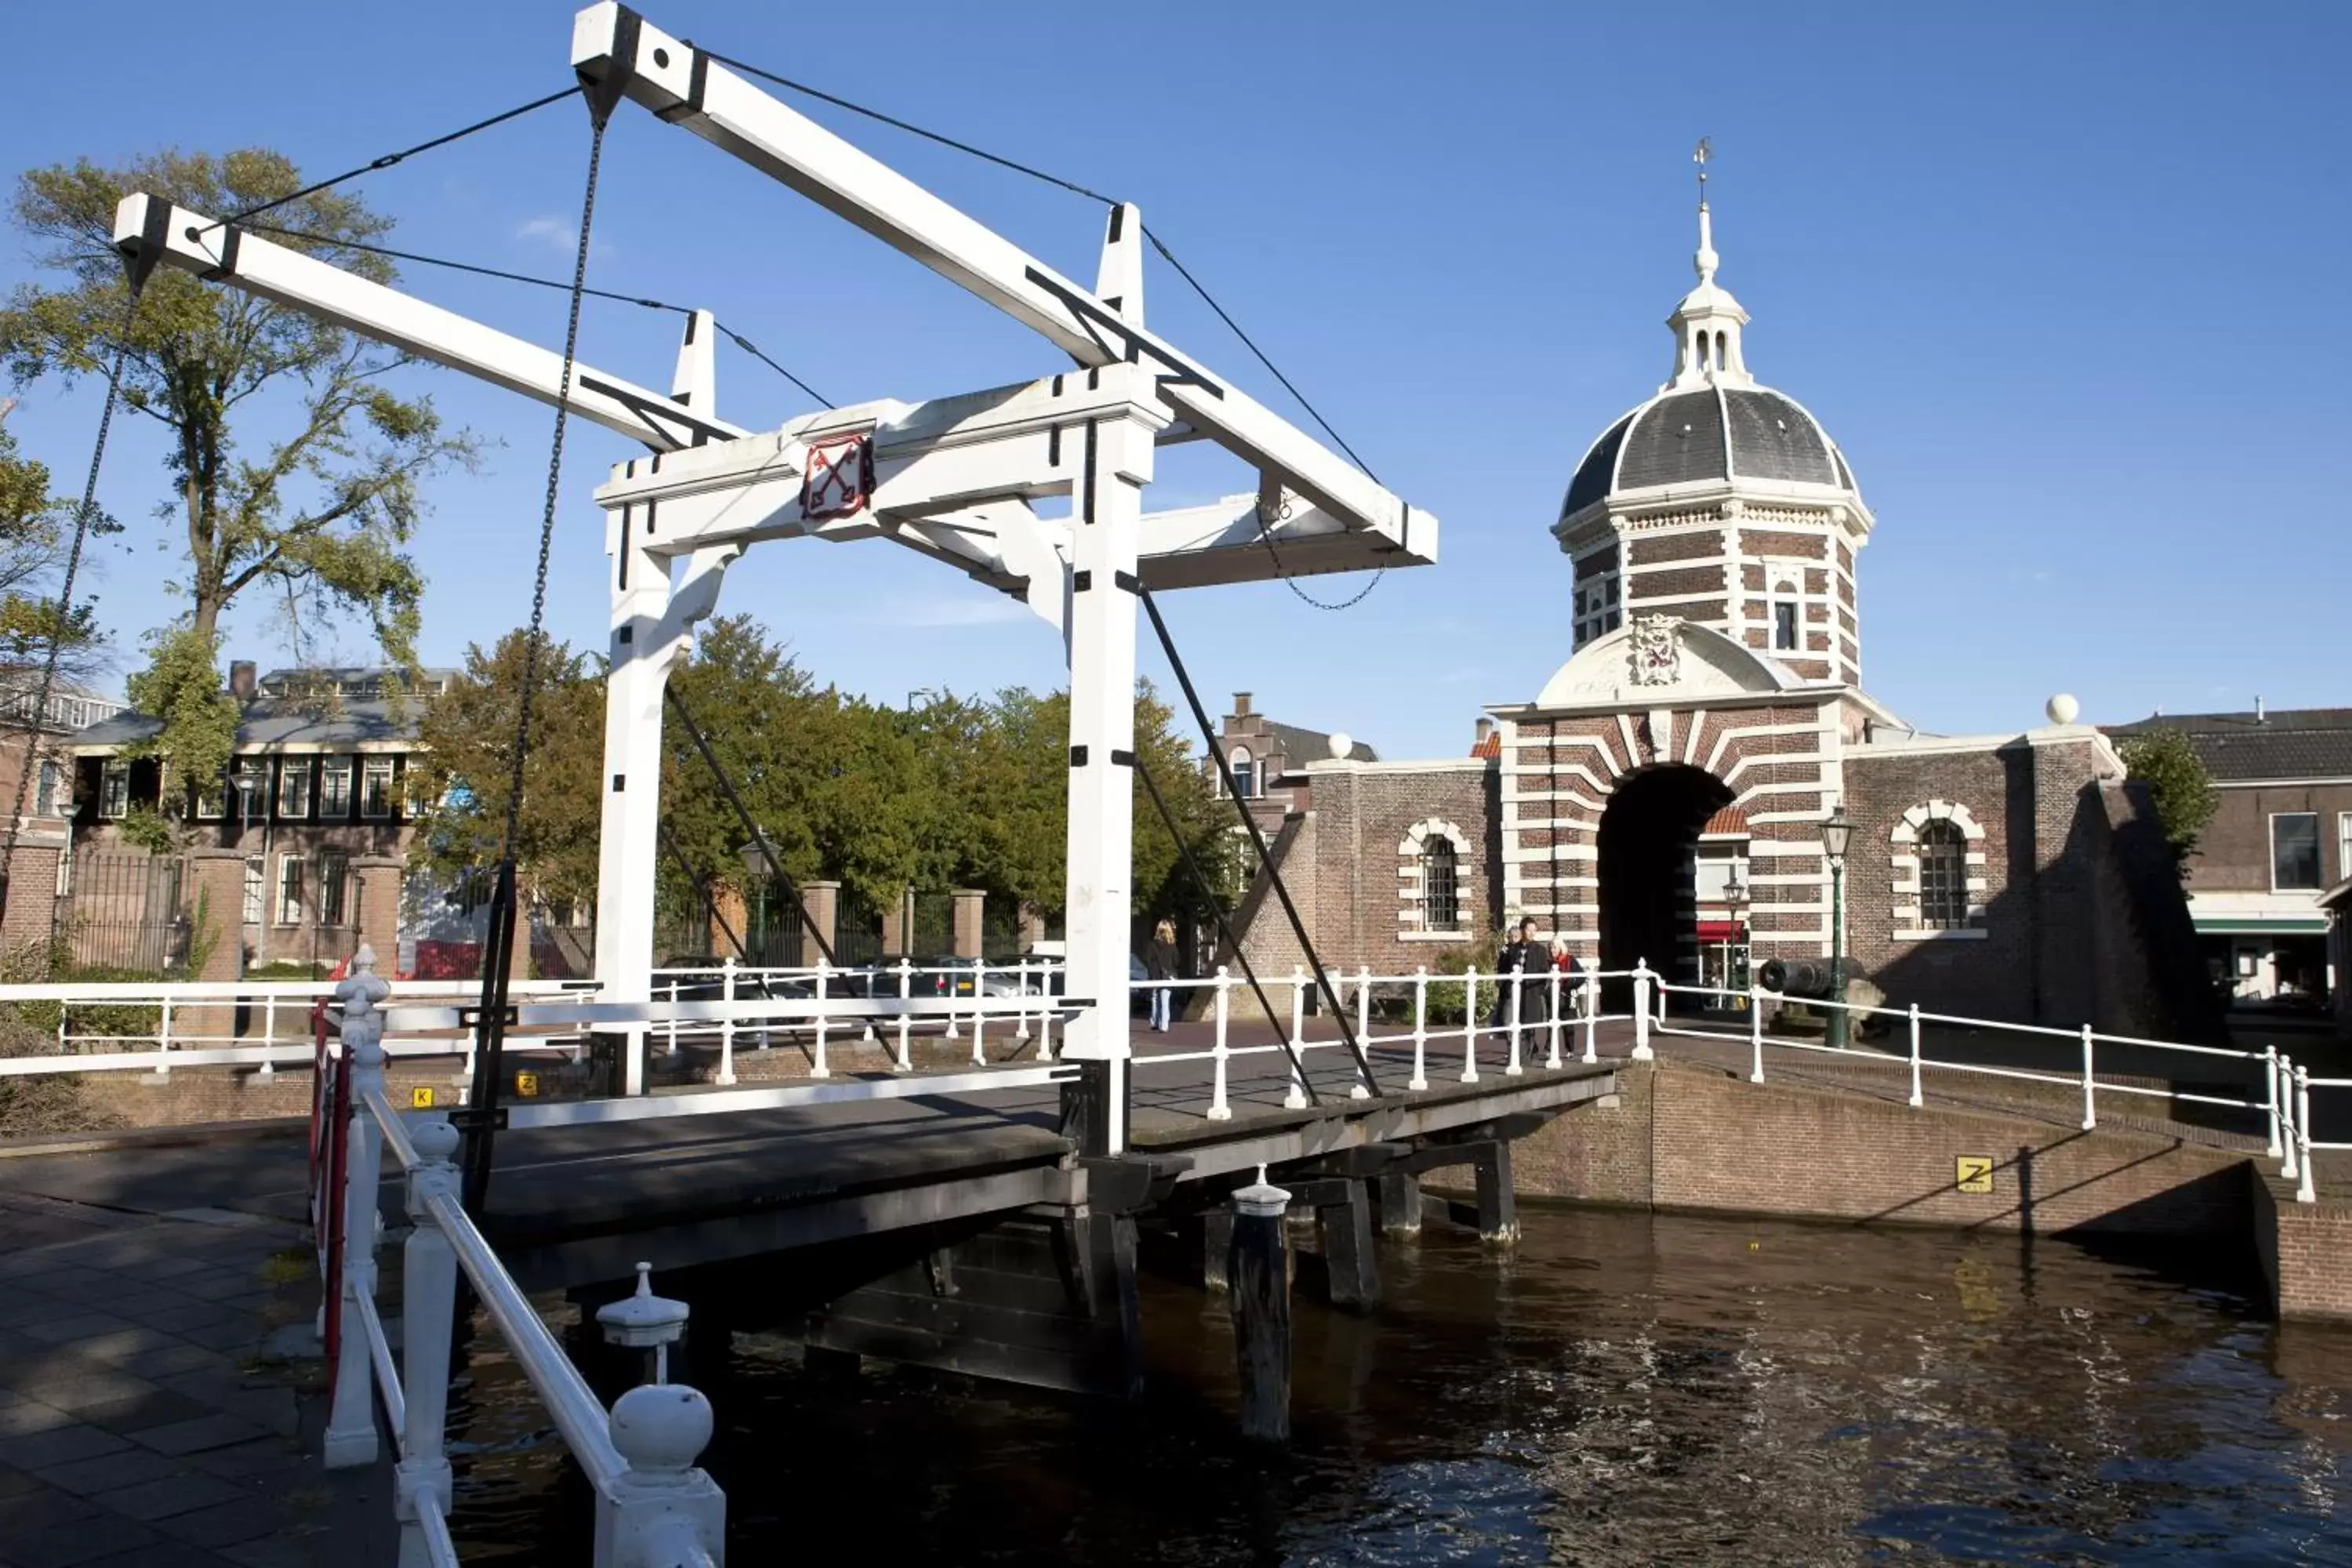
left=447, top=1207, right=2352, bottom=1566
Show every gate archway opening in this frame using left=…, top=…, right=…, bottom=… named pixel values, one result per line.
left=1597, top=764, right=1733, bottom=1010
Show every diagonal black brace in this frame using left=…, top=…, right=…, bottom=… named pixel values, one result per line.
left=663, top=683, right=837, bottom=968
left=1131, top=755, right=1319, bottom=1107
left=459, top=861, right=521, bottom=1213
left=1137, top=587, right=1381, bottom=1098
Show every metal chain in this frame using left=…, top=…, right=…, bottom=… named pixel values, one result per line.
left=1249, top=493, right=1389, bottom=612
left=495, top=117, right=606, bottom=869
left=0, top=285, right=141, bottom=916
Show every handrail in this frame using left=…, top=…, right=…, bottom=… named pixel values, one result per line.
left=420, top=1187, right=629, bottom=1492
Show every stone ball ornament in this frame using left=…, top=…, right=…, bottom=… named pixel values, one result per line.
left=1327, top=731, right=1353, bottom=760
left=611, top=1381, right=714, bottom=1475
left=2045, top=693, right=2081, bottom=726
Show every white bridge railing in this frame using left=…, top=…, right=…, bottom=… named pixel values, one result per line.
left=314, top=982, right=726, bottom=1567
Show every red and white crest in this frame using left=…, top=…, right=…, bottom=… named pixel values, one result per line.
left=800, top=433, right=874, bottom=521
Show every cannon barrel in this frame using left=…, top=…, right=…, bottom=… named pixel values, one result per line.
left=1757, top=957, right=1835, bottom=998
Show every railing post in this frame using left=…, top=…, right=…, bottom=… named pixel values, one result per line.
left=599, top=1380, right=727, bottom=1568
left=1903, top=1002, right=1923, bottom=1107
left=715, top=958, right=738, bottom=1087
left=2266, top=1044, right=2283, bottom=1160
left=665, top=977, right=680, bottom=1058
left=971, top=961, right=988, bottom=1066
left=1582, top=970, right=1599, bottom=1065
left=325, top=950, right=391, bottom=1469
left=1632, top=961, right=1654, bottom=1061
left=2296, top=1065, right=2317, bottom=1204
left=2078, top=1023, right=2097, bottom=1130
left=1545, top=967, right=1563, bottom=1070
left=1460, top=965, right=1480, bottom=1084
left=1504, top=971, right=1524, bottom=1077
left=394, top=1119, right=462, bottom=1567
left=1207, top=966, right=1233, bottom=1120
left=260, top=992, right=277, bottom=1081
left=1284, top=965, right=1308, bottom=1110
left=895, top=956, right=913, bottom=1072
left=1352, top=964, right=1373, bottom=1100
left=154, top=996, right=172, bottom=1082
left=2282, top=1054, right=2302, bottom=1182
left=811, top=960, right=830, bottom=1079
left=1014, top=959, right=1033, bottom=1042
left=1748, top=984, right=1765, bottom=1083
left=1410, top=967, right=1429, bottom=1091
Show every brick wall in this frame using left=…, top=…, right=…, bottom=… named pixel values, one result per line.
left=2188, top=781, right=2352, bottom=894
left=1291, top=762, right=1497, bottom=978
left=2255, top=1174, right=2352, bottom=1319
left=1501, top=1058, right=2251, bottom=1236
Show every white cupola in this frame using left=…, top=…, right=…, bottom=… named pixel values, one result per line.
left=1664, top=198, right=1753, bottom=392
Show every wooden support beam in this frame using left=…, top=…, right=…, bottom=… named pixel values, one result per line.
left=1227, top=1179, right=1291, bottom=1443
left=1377, top=1171, right=1423, bottom=1236
left=1316, top=1179, right=1381, bottom=1311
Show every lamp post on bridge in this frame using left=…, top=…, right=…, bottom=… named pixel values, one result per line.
left=1822, top=806, right=1853, bottom=1051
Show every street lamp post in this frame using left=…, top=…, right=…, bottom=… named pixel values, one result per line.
left=1722, top=872, right=1748, bottom=1007
left=1821, top=807, right=1853, bottom=1050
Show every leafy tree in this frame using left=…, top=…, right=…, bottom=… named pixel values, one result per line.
left=1, top=149, right=481, bottom=819
left=406, top=632, right=604, bottom=912
left=0, top=416, right=107, bottom=682
left=2118, top=725, right=2219, bottom=877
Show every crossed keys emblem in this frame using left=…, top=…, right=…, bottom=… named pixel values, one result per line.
left=800, top=433, right=875, bottom=521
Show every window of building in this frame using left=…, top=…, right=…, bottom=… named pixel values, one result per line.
left=321, top=757, right=354, bottom=818
left=1573, top=572, right=1621, bottom=647
left=320, top=854, right=350, bottom=927
left=1915, top=820, right=1969, bottom=930
left=34, top=760, right=58, bottom=818
left=1769, top=572, right=1801, bottom=652
left=2339, top=811, right=2352, bottom=887
left=98, top=760, right=129, bottom=818
left=232, top=758, right=270, bottom=823
left=193, top=771, right=224, bottom=819
left=1229, top=747, right=1257, bottom=800
left=2272, top=813, right=2322, bottom=891
left=277, top=855, right=305, bottom=926
left=276, top=758, right=312, bottom=819
left=242, top=856, right=265, bottom=925
left=361, top=757, right=396, bottom=818
left=1422, top=839, right=1461, bottom=933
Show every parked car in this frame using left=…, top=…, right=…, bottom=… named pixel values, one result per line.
left=655, top=956, right=813, bottom=1047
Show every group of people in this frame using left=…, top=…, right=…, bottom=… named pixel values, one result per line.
left=1490, top=915, right=1588, bottom=1026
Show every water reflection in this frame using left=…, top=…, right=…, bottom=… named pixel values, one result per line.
left=449, top=1208, right=2352, bottom=1564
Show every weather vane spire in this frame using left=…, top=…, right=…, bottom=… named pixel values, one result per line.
left=1692, top=137, right=1719, bottom=284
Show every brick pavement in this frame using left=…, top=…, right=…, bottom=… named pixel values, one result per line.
left=0, top=1189, right=388, bottom=1568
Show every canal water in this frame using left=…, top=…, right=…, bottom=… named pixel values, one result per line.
left=446, top=1207, right=2352, bottom=1564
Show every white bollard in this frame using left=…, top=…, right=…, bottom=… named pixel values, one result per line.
left=1461, top=964, right=1481, bottom=1084
left=971, top=961, right=987, bottom=1066
left=1907, top=1003, right=1923, bottom=1108
left=600, top=1382, right=727, bottom=1568
left=1352, top=964, right=1374, bottom=1100
left=394, top=1120, right=461, bottom=1565
left=1410, top=967, right=1430, bottom=1091
left=1748, top=984, right=1765, bottom=1083
left=895, top=957, right=913, bottom=1072
left=1285, top=965, right=1308, bottom=1110
left=716, top=958, right=739, bottom=1087
left=1207, top=966, right=1232, bottom=1120
left=1632, top=962, right=1654, bottom=1061
left=811, top=961, right=831, bottom=1080
left=2079, top=1023, right=2096, bottom=1131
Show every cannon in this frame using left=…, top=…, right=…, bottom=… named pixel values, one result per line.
left=1756, top=957, right=1835, bottom=997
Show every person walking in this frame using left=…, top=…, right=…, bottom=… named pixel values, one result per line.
left=1143, top=920, right=1179, bottom=1033
left=1491, top=916, right=1541, bottom=1030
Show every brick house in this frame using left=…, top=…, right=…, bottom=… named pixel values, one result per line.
left=1209, top=692, right=1376, bottom=835
left=0, top=676, right=126, bottom=954
left=62, top=661, right=441, bottom=976
left=1225, top=198, right=2208, bottom=1036
left=2104, top=706, right=2352, bottom=1008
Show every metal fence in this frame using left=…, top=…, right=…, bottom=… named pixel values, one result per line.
left=62, top=851, right=189, bottom=975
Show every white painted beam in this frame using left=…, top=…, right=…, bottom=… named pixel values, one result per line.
left=111, top=195, right=749, bottom=453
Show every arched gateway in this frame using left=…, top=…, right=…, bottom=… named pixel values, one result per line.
left=1596, top=763, right=1732, bottom=991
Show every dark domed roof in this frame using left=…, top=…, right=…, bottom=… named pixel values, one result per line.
left=1562, top=386, right=1855, bottom=520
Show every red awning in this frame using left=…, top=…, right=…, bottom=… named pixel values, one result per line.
left=1695, top=920, right=1744, bottom=939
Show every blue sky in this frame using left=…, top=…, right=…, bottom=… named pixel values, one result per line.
left=3, top=2, right=2345, bottom=760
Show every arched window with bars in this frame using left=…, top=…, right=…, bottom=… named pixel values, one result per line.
left=1915, top=819, right=1969, bottom=930
left=1421, top=838, right=1461, bottom=933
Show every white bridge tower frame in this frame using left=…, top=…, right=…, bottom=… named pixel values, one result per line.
left=114, top=2, right=1439, bottom=1152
